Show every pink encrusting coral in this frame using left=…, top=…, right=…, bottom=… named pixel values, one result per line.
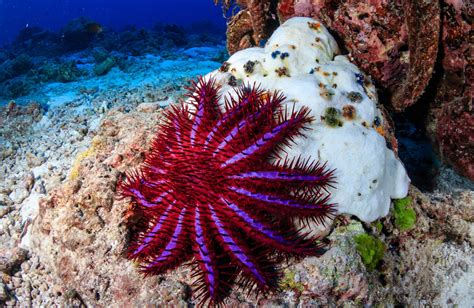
left=118, top=78, right=336, bottom=303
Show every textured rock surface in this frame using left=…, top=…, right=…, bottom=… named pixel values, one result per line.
left=28, top=108, right=186, bottom=306
left=0, top=56, right=221, bottom=305
left=427, top=0, right=473, bottom=180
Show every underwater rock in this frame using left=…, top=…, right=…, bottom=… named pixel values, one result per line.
left=91, top=47, right=110, bottom=63
left=36, top=62, right=59, bottom=82
left=0, top=54, right=34, bottom=83
left=61, top=17, right=102, bottom=51
left=15, top=26, right=52, bottom=45
left=11, top=54, right=34, bottom=76
left=11, top=26, right=61, bottom=57
left=0, top=247, right=28, bottom=274
left=382, top=186, right=474, bottom=305
left=162, top=24, right=187, bottom=47
left=57, top=61, right=80, bottom=83
left=5, top=78, right=32, bottom=98
left=427, top=1, right=473, bottom=180
left=223, top=0, right=279, bottom=55
left=28, top=109, right=176, bottom=306
left=201, top=17, right=410, bottom=222
left=0, top=51, right=8, bottom=64
left=35, top=61, right=80, bottom=83
left=93, top=57, right=116, bottom=76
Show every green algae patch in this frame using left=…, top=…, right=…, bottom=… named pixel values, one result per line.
left=354, top=233, right=385, bottom=271
left=393, top=196, right=416, bottom=231
left=279, top=270, right=304, bottom=292
left=372, top=220, right=383, bottom=233
left=324, top=107, right=343, bottom=127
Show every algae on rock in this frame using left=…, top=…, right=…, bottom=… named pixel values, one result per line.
left=354, top=233, right=386, bottom=271
left=393, top=196, right=416, bottom=231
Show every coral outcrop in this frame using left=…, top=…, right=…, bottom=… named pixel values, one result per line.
left=60, top=17, right=102, bottom=51
left=427, top=1, right=473, bottom=180
left=217, top=0, right=473, bottom=180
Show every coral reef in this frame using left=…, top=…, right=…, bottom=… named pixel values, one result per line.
left=0, top=54, right=34, bottom=83
left=0, top=19, right=226, bottom=101
left=60, top=17, right=103, bottom=51
left=224, top=0, right=440, bottom=110
left=427, top=1, right=473, bottom=180
left=0, top=83, right=470, bottom=306
left=93, top=57, right=116, bottom=76
left=0, top=7, right=471, bottom=308
left=224, top=0, right=279, bottom=54
left=280, top=0, right=440, bottom=112
left=217, top=0, right=473, bottom=180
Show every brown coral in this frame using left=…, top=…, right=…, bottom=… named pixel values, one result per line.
left=218, top=0, right=279, bottom=55
left=217, top=0, right=473, bottom=180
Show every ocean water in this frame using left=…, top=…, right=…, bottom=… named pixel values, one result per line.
left=0, top=0, right=228, bottom=107
left=0, top=0, right=226, bottom=44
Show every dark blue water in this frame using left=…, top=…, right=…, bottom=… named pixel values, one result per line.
left=0, top=0, right=227, bottom=45
left=0, top=0, right=230, bottom=105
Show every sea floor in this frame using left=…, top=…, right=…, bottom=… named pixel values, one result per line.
left=0, top=41, right=225, bottom=305
left=0, top=35, right=473, bottom=306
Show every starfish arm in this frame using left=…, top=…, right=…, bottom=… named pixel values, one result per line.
left=205, top=85, right=267, bottom=148
left=213, top=97, right=277, bottom=156
left=128, top=200, right=176, bottom=258
left=192, top=207, right=220, bottom=301
left=187, top=78, right=221, bottom=146
left=142, top=206, right=193, bottom=275
left=219, top=197, right=325, bottom=255
left=220, top=107, right=311, bottom=169
left=207, top=203, right=278, bottom=288
left=118, top=173, right=172, bottom=210
left=227, top=186, right=334, bottom=218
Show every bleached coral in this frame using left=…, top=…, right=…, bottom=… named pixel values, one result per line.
left=199, top=17, right=410, bottom=222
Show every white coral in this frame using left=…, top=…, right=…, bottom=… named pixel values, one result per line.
left=203, top=17, right=410, bottom=222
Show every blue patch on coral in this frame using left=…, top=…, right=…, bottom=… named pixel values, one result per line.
left=355, top=73, right=364, bottom=86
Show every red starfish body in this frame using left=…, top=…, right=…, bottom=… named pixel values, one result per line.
left=118, top=78, right=335, bottom=304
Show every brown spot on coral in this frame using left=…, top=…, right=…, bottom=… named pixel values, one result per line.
left=308, top=21, right=321, bottom=31
left=342, top=105, right=356, bottom=120
left=228, top=75, right=238, bottom=86
left=348, top=91, right=363, bottom=103
left=219, top=61, right=230, bottom=73
left=243, top=60, right=257, bottom=74
left=275, top=67, right=290, bottom=77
